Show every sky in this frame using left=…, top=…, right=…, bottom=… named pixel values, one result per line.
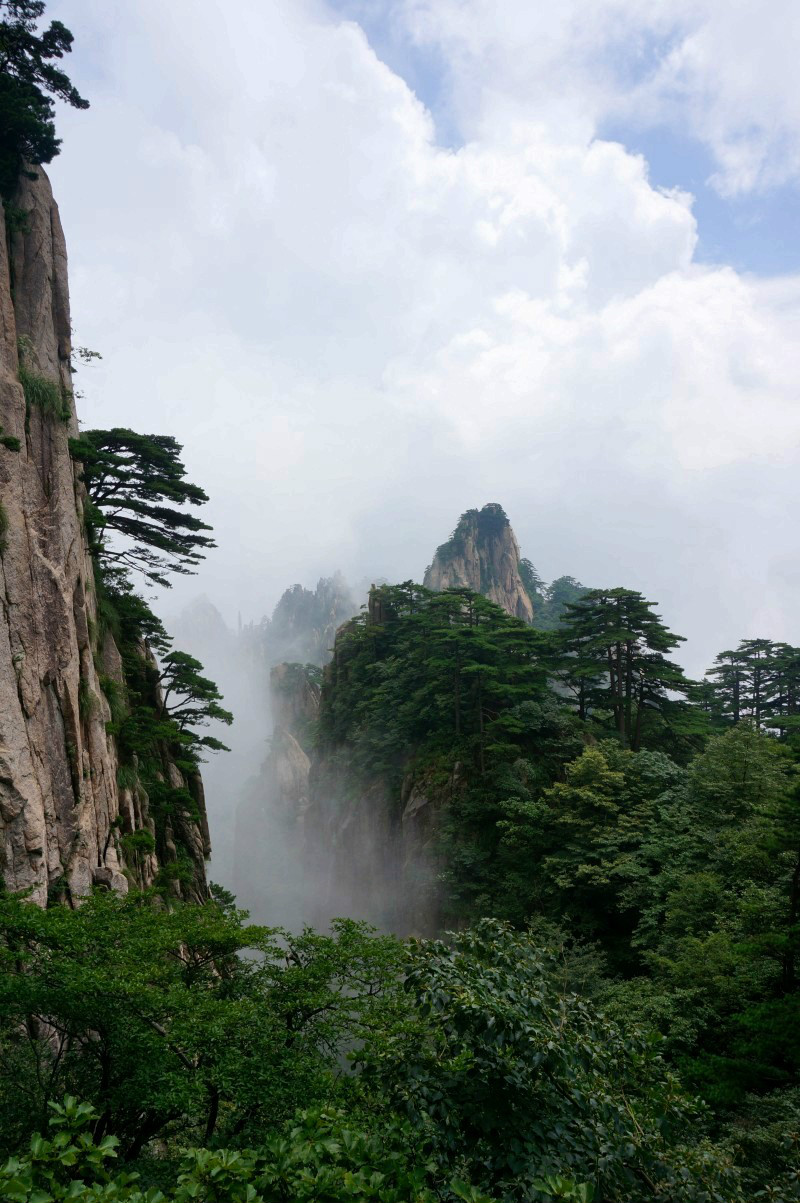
left=43, top=0, right=800, bottom=677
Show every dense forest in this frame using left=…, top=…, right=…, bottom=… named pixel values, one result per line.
left=5, top=575, right=800, bottom=1200
left=3, top=3, right=800, bottom=1202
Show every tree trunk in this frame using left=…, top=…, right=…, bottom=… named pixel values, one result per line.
left=204, top=1084, right=220, bottom=1144
left=615, top=643, right=625, bottom=743
left=624, top=640, right=633, bottom=747
left=783, top=852, right=800, bottom=992
left=477, top=676, right=485, bottom=774
left=632, top=683, right=644, bottom=752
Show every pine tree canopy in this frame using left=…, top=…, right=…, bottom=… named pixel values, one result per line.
left=552, top=586, right=698, bottom=750
left=0, top=1, right=88, bottom=198
left=69, top=427, right=216, bottom=587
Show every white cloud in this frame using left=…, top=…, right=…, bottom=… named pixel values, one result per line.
left=402, top=0, right=800, bottom=196
left=43, top=0, right=800, bottom=677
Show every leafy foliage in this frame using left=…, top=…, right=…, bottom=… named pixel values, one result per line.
left=0, top=1095, right=498, bottom=1203
left=0, top=422, right=21, bottom=450
left=551, top=587, right=702, bottom=752
left=362, top=920, right=735, bottom=1202
left=156, top=651, right=232, bottom=753
left=0, top=898, right=744, bottom=1201
left=18, top=359, right=71, bottom=421
left=321, top=582, right=550, bottom=784
left=0, top=890, right=407, bottom=1157
left=704, top=638, right=800, bottom=731
left=518, top=559, right=589, bottom=632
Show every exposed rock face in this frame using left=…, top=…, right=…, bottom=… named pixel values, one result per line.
left=299, top=743, right=453, bottom=936
left=0, top=169, right=208, bottom=904
left=233, top=662, right=320, bottom=925
left=424, top=503, right=534, bottom=623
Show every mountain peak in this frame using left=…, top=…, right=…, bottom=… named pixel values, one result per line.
left=423, top=503, right=534, bottom=622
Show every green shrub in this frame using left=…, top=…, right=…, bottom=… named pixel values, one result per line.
left=116, top=763, right=138, bottom=792
left=0, top=1096, right=497, bottom=1203
left=2, top=203, right=30, bottom=237
left=120, top=829, right=156, bottom=856
left=78, top=675, right=98, bottom=719
left=18, top=360, right=71, bottom=421
left=0, top=424, right=20, bottom=451
left=100, top=674, right=128, bottom=727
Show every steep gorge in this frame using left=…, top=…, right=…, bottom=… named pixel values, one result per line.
left=232, top=505, right=587, bottom=931
left=0, top=170, right=209, bottom=903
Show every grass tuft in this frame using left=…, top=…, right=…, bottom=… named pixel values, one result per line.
left=19, top=361, right=72, bottom=421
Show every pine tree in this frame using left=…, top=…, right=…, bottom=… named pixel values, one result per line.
left=157, top=650, right=233, bottom=753
left=69, top=428, right=215, bottom=587
left=554, top=587, right=696, bottom=750
left=0, top=1, right=89, bottom=198
left=705, top=638, right=800, bottom=733
left=706, top=647, right=749, bottom=724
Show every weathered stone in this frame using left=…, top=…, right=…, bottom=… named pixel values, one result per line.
left=0, top=168, right=209, bottom=904
left=423, top=502, right=534, bottom=622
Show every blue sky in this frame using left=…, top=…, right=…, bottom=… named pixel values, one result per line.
left=606, top=125, right=800, bottom=276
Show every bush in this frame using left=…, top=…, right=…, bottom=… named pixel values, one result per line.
left=0, top=424, right=21, bottom=450
left=18, top=360, right=71, bottom=421
left=0, top=1096, right=497, bottom=1203
left=361, top=919, right=738, bottom=1202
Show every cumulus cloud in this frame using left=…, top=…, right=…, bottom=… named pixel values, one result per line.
left=403, top=0, right=800, bottom=195
left=44, top=0, right=800, bottom=677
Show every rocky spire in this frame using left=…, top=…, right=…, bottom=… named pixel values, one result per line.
left=423, top=503, right=534, bottom=623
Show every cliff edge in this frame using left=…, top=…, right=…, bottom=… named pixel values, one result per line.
left=0, top=169, right=208, bottom=904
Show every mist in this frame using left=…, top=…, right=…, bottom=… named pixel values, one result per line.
left=32, top=0, right=800, bottom=920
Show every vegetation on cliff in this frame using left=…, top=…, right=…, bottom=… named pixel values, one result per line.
left=75, top=427, right=233, bottom=889
left=4, top=5, right=800, bottom=1198
left=69, top=429, right=216, bottom=588
left=0, top=0, right=88, bottom=200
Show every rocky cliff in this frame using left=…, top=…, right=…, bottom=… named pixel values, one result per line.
left=424, top=503, right=534, bottom=623
left=0, top=169, right=209, bottom=904
left=233, top=661, right=320, bottom=926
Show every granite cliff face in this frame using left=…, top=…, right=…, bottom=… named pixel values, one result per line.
left=423, top=503, right=534, bottom=623
left=0, top=170, right=208, bottom=904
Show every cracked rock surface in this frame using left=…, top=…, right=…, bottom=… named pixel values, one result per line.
left=0, top=170, right=208, bottom=903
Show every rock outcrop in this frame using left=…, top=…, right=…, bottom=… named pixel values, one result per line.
left=244, top=573, right=360, bottom=669
left=233, top=662, right=320, bottom=925
left=0, top=169, right=209, bottom=904
left=424, top=503, right=534, bottom=623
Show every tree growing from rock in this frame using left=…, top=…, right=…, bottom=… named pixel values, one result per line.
left=0, top=0, right=88, bottom=198
left=157, top=650, right=233, bottom=754
left=69, top=428, right=215, bottom=587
